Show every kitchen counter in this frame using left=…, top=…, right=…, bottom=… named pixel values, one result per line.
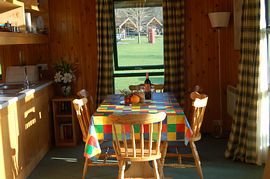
left=0, top=81, right=54, bottom=179
left=0, top=81, right=53, bottom=109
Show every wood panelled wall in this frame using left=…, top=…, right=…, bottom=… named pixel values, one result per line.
left=0, top=0, right=240, bottom=133
left=49, top=0, right=98, bottom=109
left=185, top=0, right=240, bottom=132
left=0, top=44, right=49, bottom=83
left=47, top=0, right=240, bottom=132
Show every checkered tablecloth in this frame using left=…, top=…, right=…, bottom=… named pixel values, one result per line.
left=84, top=93, right=192, bottom=159
left=92, top=93, right=192, bottom=142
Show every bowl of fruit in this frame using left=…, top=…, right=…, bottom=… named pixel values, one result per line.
left=120, top=89, right=143, bottom=104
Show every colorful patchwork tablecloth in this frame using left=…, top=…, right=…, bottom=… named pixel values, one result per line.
left=84, top=92, right=193, bottom=159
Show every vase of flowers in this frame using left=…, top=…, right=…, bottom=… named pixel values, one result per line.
left=54, top=59, right=76, bottom=96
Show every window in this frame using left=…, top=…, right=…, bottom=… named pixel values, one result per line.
left=113, top=0, right=164, bottom=92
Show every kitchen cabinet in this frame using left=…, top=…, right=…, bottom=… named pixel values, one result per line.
left=0, top=83, right=53, bottom=179
left=0, top=0, right=49, bottom=45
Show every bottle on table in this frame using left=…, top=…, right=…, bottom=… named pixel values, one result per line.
left=144, top=72, right=152, bottom=100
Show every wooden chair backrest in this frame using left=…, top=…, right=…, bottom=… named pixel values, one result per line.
left=189, top=92, right=208, bottom=140
left=129, top=84, right=164, bottom=93
left=109, top=112, right=166, bottom=160
left=153, top=84, right=164, bottom=93
left=72, top=97, right=91, bottom=142
left=128, top=84, right=144, bottom=92
left=77, top=89, right=95, bottom=114
left=77, top=89, right=89, bottom=98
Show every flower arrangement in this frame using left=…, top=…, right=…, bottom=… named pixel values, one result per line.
left=54, top=59, right=76, bottom=96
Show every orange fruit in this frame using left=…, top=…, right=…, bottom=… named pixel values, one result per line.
left=130, top=94, right=141, bottom=103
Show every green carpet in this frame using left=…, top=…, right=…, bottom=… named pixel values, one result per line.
left=28, top=135, right=264, bottom=179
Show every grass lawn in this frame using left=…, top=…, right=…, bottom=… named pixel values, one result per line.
left=114, top=35, right=164, bottom=92
left=117, top=35, right=163, bottom=67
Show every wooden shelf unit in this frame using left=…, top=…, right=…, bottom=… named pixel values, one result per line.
left=0, top=0, right=23, bottom=13
left=0, top=31, right=48, bottom=44
left=0, top=0, right=49, bottom=45
left=52, top=96, right=81, bottom=147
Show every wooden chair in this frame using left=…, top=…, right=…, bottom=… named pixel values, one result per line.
left=129, top=84, right=164, bottom=93
left=73, top=97, right=117, bottom=179
left=77, top=89, right=94, bottom=114
left=128, top=84, right=144, bottom=92
left=153, top=84, right=164, bottom=93
left=187, top=85, right=203, bottom=122
left=109, top=112, right=167, bottom=179
left=166, top=91, right=208, bottom=179
left=74, top=89, right=96, bottom=142
left=73, top=97, right=90, bottom=142
left=77, top=89, right=89, bottom=98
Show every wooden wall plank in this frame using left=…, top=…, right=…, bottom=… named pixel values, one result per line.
left=185, top=0, right=240, bottom=133
left=48, top=0, right=98, bottom=111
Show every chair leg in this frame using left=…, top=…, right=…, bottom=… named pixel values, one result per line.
left=177, top=154, right=183, bottom=164
left=190, top=141, right=203, bottom=179
left=118, top=160, right=126, bottom=179
left=158, top=141, right=167, bottom=179
left=175, top=146, right=183, bottom=164
left=160, top=141, right=168, bottom=165
left=157, top=159, right=164, bottom=179
left=103, top=147, right=110, bottom=163
left=82, top=158, right=88, bottom=179
left=152, top=159, right=160, bottom=179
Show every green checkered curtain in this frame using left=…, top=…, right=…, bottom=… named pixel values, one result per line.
left=163, top=0, right=185, bottom=105
left=225, top=0, right=261, bottom=164
left=96, top=0, right=114, bottom=104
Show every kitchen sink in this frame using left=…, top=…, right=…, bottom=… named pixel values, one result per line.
left=0, top=83, right=25, bottom=90
left=0, top=90, right=22, bottom=95
left=0, top=82, right=42, bottom=96
left=0, top=84, right=24, bottom=95
left=0, top=92, right=18, bottom=98
left=0, top=101, right=7, bottom=105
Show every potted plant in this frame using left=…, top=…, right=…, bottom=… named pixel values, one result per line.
left=54, top=59, right=76, bottom=96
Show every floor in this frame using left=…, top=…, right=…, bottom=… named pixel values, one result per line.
left=28, top=135, right=264, bottom=179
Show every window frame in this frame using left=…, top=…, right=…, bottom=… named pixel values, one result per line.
left=114, top=71, right=164, bottom=78
left=112, top=1, right=164, bottom=72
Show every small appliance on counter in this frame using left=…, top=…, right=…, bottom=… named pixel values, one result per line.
left=6, top=65, right=39, bottom=83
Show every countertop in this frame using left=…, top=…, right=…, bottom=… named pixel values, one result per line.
left=0, top=81, right=53, bottom=109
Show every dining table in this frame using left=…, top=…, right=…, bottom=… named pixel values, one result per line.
left=84, top=92, right=193, bottom=178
